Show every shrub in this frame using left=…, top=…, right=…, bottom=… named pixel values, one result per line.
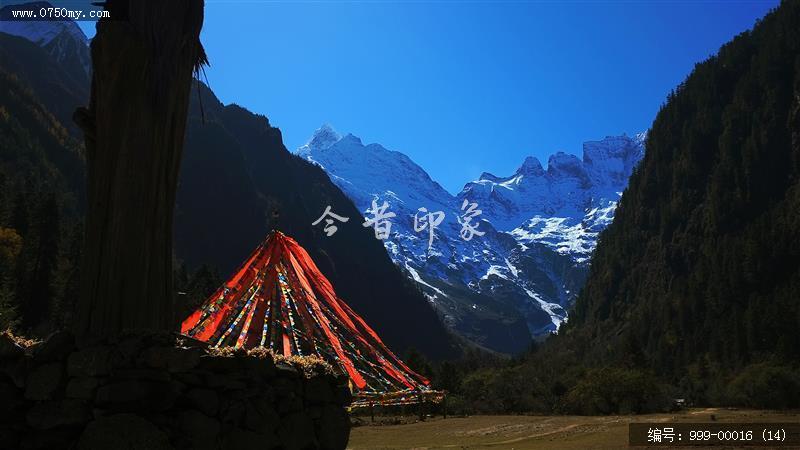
left=561, top=367, right=670, bottom=415
left=726, top=363, right=800, bottom=409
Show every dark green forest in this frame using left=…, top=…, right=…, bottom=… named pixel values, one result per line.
left=0, top=32, right=89, bottom=334
left=0, top=67, right=83, bottom=333
left=570, top=0, right=800, bottom=407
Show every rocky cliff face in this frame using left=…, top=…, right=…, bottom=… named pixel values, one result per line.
left=299, top=126, right=644, bottom=353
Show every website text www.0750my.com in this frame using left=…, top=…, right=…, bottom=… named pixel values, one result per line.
left=7, top=6, right=109, bottom=21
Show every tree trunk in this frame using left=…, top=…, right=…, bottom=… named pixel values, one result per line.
left=73, top=0, right=205, bottom=339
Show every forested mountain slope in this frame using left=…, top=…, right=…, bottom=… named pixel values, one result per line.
left=566, top=1, right=800, bottom=402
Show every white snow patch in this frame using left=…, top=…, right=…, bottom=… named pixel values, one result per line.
left=523, top=287, right=566, bottom=330
left=405, top=264, right=447, bottom=298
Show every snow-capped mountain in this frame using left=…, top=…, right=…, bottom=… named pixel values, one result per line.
left=298, top=125, right=644, bottom=353
left=461, top=133, right=646, bottom=263
left=0, top=1, right=91, bottom=78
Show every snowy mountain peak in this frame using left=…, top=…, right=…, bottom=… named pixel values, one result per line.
left=459, top=133, right=645, bottom=261
left=517, top=156, right=545, bottom=176
left=547, top=152, right=586, bottom=179
left=582, top=134, right=646, bottom=186
left=297, top=126, right=646, bottom=350
left=296, top=127, right=452, bottom=215
left=478, top=172, right=502, bottom=182
left=341, top=133, right=363, bottom=146
left=300, top=124, right=342, bottom=153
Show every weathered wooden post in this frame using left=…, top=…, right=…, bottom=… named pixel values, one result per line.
left=73, top=0, right=206, bottom=339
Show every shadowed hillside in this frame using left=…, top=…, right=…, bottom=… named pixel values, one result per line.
left=0, top=28, right=457, bottom=359
left=177, top=83, right=459, bottom=359
left=0, top=34, right=85, bottom=333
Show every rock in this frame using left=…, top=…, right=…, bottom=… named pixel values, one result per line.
left=26, top=399, right=90, bottom=430
left=317, top=404, right=350, bottom=450
left=224, top=427, right=278, bottom=450
left=204, top=372, right=246, bottom=390
left=176, top=409, right=220, bottom=450
left=304, top=377, right=333, bottom=404
left=0, top=380, right=24, bottom=420
left=67, top=347, right=113, bottom=377
left=173, top=370, right=204, bottom=386
left=73, top=333, right=104, bottom=350
left=244, top=398, right=280, bottom=434
left=242, top=355, right=276, bottom=378
left=170, top=378, right=187, bottom=396
left=197, top=355, right=241, bottom=372
left=32, top=331, right=75, bottom=363
left=273, top=377, right=299, bottom=397
left=0, top=333, right=25, bottom=361
left=65, top=377, right=100, bottom=400
left=0, top=357, right=28, bottom=388
left=275, top=362, right=299, bottom=378
left=278, top=393, right=303, bottom=415
left=260, top=384, right=276, bottom=403
left=306, top=405, right=323, bottom=420
left=19, top=427, right=80, bottom=450
left=0, top=358, right=28, bottom=388
left=114, top=334, right=147, bottom=365
left=0, top=426, right=20, bottom=449
left=77, top=414, right=173, bottom=450
left=115, top=367, right=171, bottom=382
left=219, top=398, right=246, bottom=425
left=24, top=362, right=63, bottom=401
left=94, top=380, right=177, bottom=411
left=185, top=387, right=219, bottom=416
left=140, top=332, right=177, bottom=348
left=139, top=346, right=202, bottom=372
left=278, top=412, right=317, bottom=450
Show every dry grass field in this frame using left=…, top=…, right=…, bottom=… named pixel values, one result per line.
left=347, top=408, right=800, bottom=450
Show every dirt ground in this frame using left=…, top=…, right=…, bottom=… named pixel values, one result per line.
left=346, top=408, right=800, bottom=450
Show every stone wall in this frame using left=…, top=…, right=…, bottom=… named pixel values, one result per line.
left=0, top=331, right=351, bottom=449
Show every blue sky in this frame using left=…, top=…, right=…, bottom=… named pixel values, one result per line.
left=80, top=0, right=778, bottom=194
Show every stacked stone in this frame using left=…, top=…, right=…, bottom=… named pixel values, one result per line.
left=0, top=331, right=351, bottom=450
